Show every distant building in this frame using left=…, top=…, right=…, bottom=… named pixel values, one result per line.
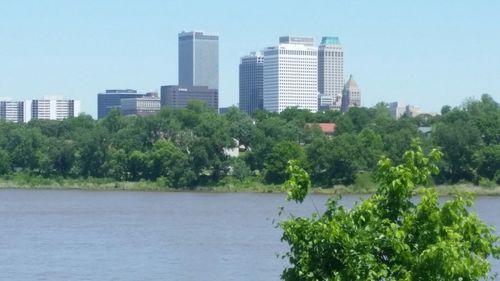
left=318, top=36, right=344, bottom=110
left=218, top=106, right=234, bottom=114
left=0, top=99, right=24, bottom=123
left=305, top=123, right=336, bottom=134
left=405, top=105, right=421, bottom=117
left=389, top=101, right=407, bottom=119
left=121, top=92, right=161, bottom=116
left=318, top=94, right=337, bottom=111
left=178, top=31, right=219, bottom=90
left=97, top=89, right=144, bottom=119
left=160, top=85, right=218, bottom=109
left=25, top=96, right=80, bottom=122
left=389, top=102, right=422, bottom=119
left=239, top=51, right=264, bottom=115
left=263, top=36, right=318, bottom=113
left=341, top=75, right=361, bottom=112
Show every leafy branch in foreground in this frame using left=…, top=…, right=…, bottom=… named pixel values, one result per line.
left=281, top=140, right=500, bottom=281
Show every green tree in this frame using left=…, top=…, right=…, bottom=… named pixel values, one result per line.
left=306, top=134, right=361, bottom=186
left=264, top=141, right=306, bottom=184
left=0, top=149, right=11, bottom=175
left=473, top=145, right=500, bottom=182
left=45, top=138, right=75, bottom=177
left=229, top=157, right=252, bottom=181
left=148, top=139, right=196, bottom=188
left=432, top=120, right=482, bottom=182
left=104, top=148, right=128, bottom=181
left=281, top=142, right=500, bottom=280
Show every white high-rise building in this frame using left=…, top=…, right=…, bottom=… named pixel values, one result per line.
left=0, top=98, right=24, bottom=123
left=263, top=36, right=318, bottom=113
left=24, top=96, right=80, bottom=122
left=318, top=36, right=344, bottom=110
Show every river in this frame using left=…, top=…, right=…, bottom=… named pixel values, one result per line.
left=0, top=189, right=498, bottom=280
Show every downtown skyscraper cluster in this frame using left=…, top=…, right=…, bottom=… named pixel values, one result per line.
left=239, top=36, right=361, bottom=114
left=98, top=31, right=219, bottom=119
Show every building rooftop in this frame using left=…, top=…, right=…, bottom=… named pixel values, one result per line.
left=178, top=30, right=219, bottom=37
left=279, top=36, right=315, bottom=46
left=305, top=123, right=336, bottom=134
left=344, top=75, right=359, bottom=89
left=320, top=36, right=340, bottom=45
left=104, top=89, right=138, bottom=94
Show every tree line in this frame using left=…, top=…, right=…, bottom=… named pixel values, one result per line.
left=0, top=94, right=498, bottom=188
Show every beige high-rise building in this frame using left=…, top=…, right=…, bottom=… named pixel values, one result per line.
left=318, top=36, right=344, bottom=110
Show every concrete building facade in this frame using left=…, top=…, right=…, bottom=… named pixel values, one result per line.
left=341, top=75, right=361, bottom=112
left=97, top=89, right=144, bottom=119
left=25, top=96, right=80, bottom=122
left=263, top=36, right=318, bottom=113
left=318, top=36, right=344, bottom=110
left=389, top=101, right=407, bottom=119
left=121, top=92, right=161, bottom=116
left=178, top=31, right=219, bottom=90
left=0, top=100, right=24, bottom=123
left=160, top=85, right=218, bottom=109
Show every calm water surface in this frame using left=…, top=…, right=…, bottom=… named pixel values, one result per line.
left=0, top=189, right=499, bottom=280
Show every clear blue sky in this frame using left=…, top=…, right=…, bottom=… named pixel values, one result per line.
left=1, top=0, right=499, bottom=117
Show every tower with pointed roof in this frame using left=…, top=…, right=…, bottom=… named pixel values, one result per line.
left=341, top=75, right=361, bottom=112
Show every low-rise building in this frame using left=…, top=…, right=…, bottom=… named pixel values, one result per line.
left=97, top=89, right=144, bottom=119
left=160, top=85, right=218, bottom=109
left=121, top=92, right=160, bottom=116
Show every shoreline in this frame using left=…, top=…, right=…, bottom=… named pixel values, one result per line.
left=1, top=179, right=499, bottom=196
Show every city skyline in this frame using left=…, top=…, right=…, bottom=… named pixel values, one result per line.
left=1, top=1, right=499, bottom=117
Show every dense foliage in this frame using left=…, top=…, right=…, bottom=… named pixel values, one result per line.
left=280, top=142, right=500, bottom=280
left=0, top=94, right=498, bottom=188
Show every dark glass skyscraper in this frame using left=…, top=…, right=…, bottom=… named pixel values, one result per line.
left=239, top=51, right=263, bottom=115
left=178, top=31, right=219, bottom=90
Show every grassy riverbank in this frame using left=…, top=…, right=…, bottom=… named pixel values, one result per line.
left=1, top=174, right=499, bottom=196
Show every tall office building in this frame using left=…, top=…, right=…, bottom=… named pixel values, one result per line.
left=239, top=51, right=264, bottom=115
left=97, top=89, right=144, bottom=119
left=178, top=31, right=219, bottom=90
left=0, top=99, right=24, bottom=123
left=25, top=96, right=80, bottom=122
left=318, top=36, right=344, bottom=110
left=341, top=75, right=361, bottom=112
left=160, top=85, right=218, bottom=109
left=263, top=36, right=318, bottom=113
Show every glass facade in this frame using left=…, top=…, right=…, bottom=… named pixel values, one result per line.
left=239, top=52, right=264, bottom=115
left=160, top=85, right=218, bottom=110
left=97, top=89, right=144, bottom=119
left=178, top=31, right=219, bottom=90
